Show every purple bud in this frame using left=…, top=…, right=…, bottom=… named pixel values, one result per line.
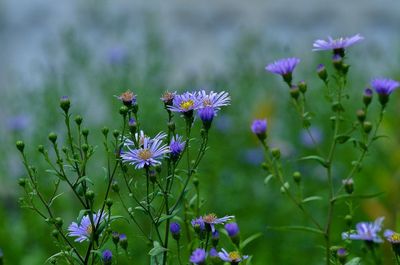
left=189, top=248, right=206, bottom=264
left=225, top=223, right=240, bottom=237
left=170, top=222, right=181, bottom=241
left=251, top=119, right=267, bottom=140
left=198, top=106, right=215, bottom=130
left=102, top=249, right=112, bottom=265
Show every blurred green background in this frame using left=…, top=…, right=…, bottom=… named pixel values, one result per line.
left=1, top=1, right=400, bottom=264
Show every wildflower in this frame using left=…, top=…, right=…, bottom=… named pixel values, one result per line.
left=191, top=217, right=206, bottom=233
left=342, top=217, right=384, bottom=243
left=336, top=248, right=348, bottom=264
left=121, top=136, right=170, bottom=169
left=218, top=248, right=248, bottom=265
left=312, top=34, right=364, bottom=56
left=68, top=211, right=107, bottom=242
left=371, top=78, right=400, bottom=106
left=265, top=57, right=300, bottom=85
left=119, top=234, right=128, bottom=250
left=203, top=213, right=234, bottom=232
left=161, top=91, right=176, bottom=106
left=189, top=248, right=207, bottom=265
left=168, top=92, right=201, bottom=116
left=60, top=96, right=71, bottom=113
left=197, top=90, right=230, bottom=111
left=363, top=88, right=373, bottom=106
left=342, top=178, right=354, bottom=194
left=198, top=106, right=215, bottom=130
left=251, top=119, right=267, bottom=141
left=170, top=135, right=185, bottom=161
left=317, top=64, right=328, bottom=82
left=384, top=229, right=400, bottom=256
left=102, top=249, right=112, bottom=265
left=225, top=223, right=240, bottom=245
left=170, top=222, right=181, bottom=241
left=117, top=90, right=136, bottom=106
left=112, top=232, right=120, bottom=245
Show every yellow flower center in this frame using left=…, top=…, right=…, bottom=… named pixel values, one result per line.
left=203, top=213, right=217, bottom=223
left=86, top=224, right=93, bottom=235
left=180, top=100, right=194, bottom=110
left=138, top=149, right=152, bottom=160
left=228, top=251, right=241, bottom=261
left=391, top=233, right=400, bottom=242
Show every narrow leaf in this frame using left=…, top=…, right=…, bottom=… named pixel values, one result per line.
left=267, top=225, right=324, bottom=235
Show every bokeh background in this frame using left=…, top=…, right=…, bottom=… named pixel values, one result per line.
left=1, top=0, right=400, bottom=264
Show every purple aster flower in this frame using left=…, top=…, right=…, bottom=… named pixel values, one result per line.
left=371, top=78, right=400, bottom=106
left=218, top=248, right=248, bottom=264
left=342, top=217, right=384, bottom=243
left=363, top=88, right=373, bottom=106
left=198, top=106, right=215, bottom=129
left=266, top=57, right=300, bottom=84
left=191, top=217, right=205, bottom=232
left=121, top=135, right=170, bottom=169
left=189, top=248, right=207, bottom=265
left=209, top=248, right=218, bottom=257
left=170, top=222, right=181, bottom=240
left=161, top=91, right=176, bottom=106
left=203, top=213, right=234, bottom=232
left=102, top=249, right=112, bottom=265
left=317, top=64, right=328, bottom=82
left=225, top=223, right=240, bottom=237
left=116, top=90, right=136, bottom=106
left=119, top=233, right=128, bottom=250
left=251, top=119, right=267, bottom=140
left=170, top=134, right=185, bottom=161
left=168, top=92, right=201, bottom=114
left=384, top=229, right=400, bottom=243
left=197, top=90, right=230, bottom=111
left=312, top=34, right=364, bottom=55
left=68, top=210, right=107, bottom=242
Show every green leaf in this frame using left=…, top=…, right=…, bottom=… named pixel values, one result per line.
left=267, top=225, right=324, bottom=235
left=239, top=233, right=262, bottom=250
left=109, top=215, right=130, bottom=223
left=331, top=192, right=385, bottom=203
left=264, top=174, right=274, bottom=185
left=157, top=212, right=178, bottom=224
left=298, top=155, right=327, bottom=168
left=345, top=257, right=361, bottom=265
left=48, top=193, right=64, bottom=207
left=149, top=241, right=167, bottom=256
left=302, top=196, right=323, bottom=204
left=335, top=135, right=351, bottom=144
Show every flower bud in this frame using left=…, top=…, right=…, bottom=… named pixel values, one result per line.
left=342, top=178, right=354, bottom=194
left=113, top=130, right=120, bottom=139
left=16, top=140, right=25, bottom=152
left=363, top=88, right=373, bottom=106
left=251, top=119, right=267, bottom=141
left=106, top=199, right=113, bottom=208
left=170, top=222, right=181, bottom=241
left=271, top=148, right=281, bottom=159
left=298, top=80, right=307, bottom=93
left=317, top=64, right=328, bottom=82
left=363, top=121, right=373, bottom=134
left=356, top=109, right=366, bottom=122
left=111, top=181, right=120, bottom=193
left=119, top=106, right=129, bottom=117
left=18, top=178, right=26, bottom=187
left=225, top=223, right=240, bottom=246
left=85, top=190, right=95, bottom=201
left=48, top=132, right=58, bottom=143
left=60, top=96, right=70, bottom=113
left=82, top=128, right=89, bottom=137
left=293, top=171, right=301, bottom=184
left=119, top=234, right=128, bottom=250
left=332, top=54, right=343, bottom=71
left=52, top=229, right=59, bottom=238
left=290, top=85, right=300, bottom=100
left=38, top=145, right=45, bottom=153
left=102, top=127, right=109, bottom=137
left=54, top=217, right=63, bottom=229
left=112, top=232, right=120, bottom=245
left=74, top=115, right=83, bottom=126
left=102, top=249, right=112, bottom=265
left=336, top=248, right=348, bottom=264
left=81, top=144, right=89, bottom=153
left=128, top=118, right=137, bottom=134
left=198, top=106, right=215, bottom=130
left=193, top=177, right=199, bottom=187
left=345, top=215, right=352, bottom=226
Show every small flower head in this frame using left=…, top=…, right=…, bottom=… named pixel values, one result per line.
left=112, top=232, right=120, bottom=245
left=119, top=234, right=128, bottom=250
left=190, top=248, right=207, bottom=265
left=198, top=106, right=215, bottom=130
left=384, top=230, right=400, bottom=257
left=170, top=222, right=181, bottom=241
left=121, top=136, right=170, bottom=169
left=161, top=91, right=176, bottom=106
left=225, top=223, right=240, bottom=237
left=312, top=34, right=364, bottom=56
left=371, top=78, right=400, bottom=106
left=363, top=88, right=373, bottom=106
left=203, top=213, right=234, bottom=232
left=168, top=92, right=201, bottom=115
left=336, top=248, right=348, bottom=264
left=170, top=135, right=185, bottom=161
left=118, top=90, right=136, bottom=106
left=317, top=64, right=328, bottom=82
left=265, top=57, right=300, bottom=85
left=191, top=217, right=206, bottom=233
left=342, top=217, right=384, bottom=243
left=251, top=119, right=267, bottom=141
left=68, top=211, right=107, bottom=242
left=60, top=96, right=71, bottom=113
left=102, top=249, right=112, bottom=265
left=342, top=178, right=354, bottom=194
left=198, top=90, right=230, bottom=111
left=218, top=248, right=248, bottom=264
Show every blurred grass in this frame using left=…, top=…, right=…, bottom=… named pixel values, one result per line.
left=1, top=22, right=400, bottom=265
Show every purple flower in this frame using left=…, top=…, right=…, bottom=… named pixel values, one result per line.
left=197, top=90, right=230, bottom=111
left=119, top=234, right=128, bottom=250
left=209, top=248, right=218, bottom=257
left=251, top=119, right=267, bottom=140
left=212, top=230, right=219, bottom=239
left=225, top=223, right=240, bottom=237
left=371, top=78, right=399, bottom=96
left=384, top=229, right=400, bottom=243
left=121, top=135, right=170, bottom=169
left=68, top=210, right=107, bottom=242
left=342, top=217, right=384, bottom=243
left=265, top=57, right=300, bottom=79
left=170, top=135, right=185, bottom=160
left=190, top=248, right=207, bottom=265
left=218, top=248, right=248, bottom=263
left=203, top=213, right=234, bottom=232
left=191, top=217, right=205, bottom=232
left=198, top=106, right=215, bottom=129
left=161, top=91, right=176, bottom=106
left=117, top=90, right=136, bottom=106
left=102, top=249, right=112, bottom=265
left=168, top=92, right=201, bottom=113
left=170, top=222, right=181, bottom=235
left=312, top=34, right=364, bottom=53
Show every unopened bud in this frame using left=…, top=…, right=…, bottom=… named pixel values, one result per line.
left=363, top=121, right=372, bottom=134
left=48, top=132, right=57, bottom=143
left=271, top=148, right=281, bottom=159
left=342, top=178, right=354, bottom=194
left=60, top=96, right=70, bottom=113
left=16, top=140, right=25, bottom=152
left=356, top=109, right=366, bottom=122
left=119, top=106, right=129, bottom=117
left=293, top=171, right=301, bottom=183
left=298, top=80, right=307, bottom=93
left=111, top=181, right=120, bottom=193
left=74, top=115, right=83, bottom=125
left=290, top=85, right=300, bottom=100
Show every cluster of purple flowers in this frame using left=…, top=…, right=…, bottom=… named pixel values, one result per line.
left=189, top=247, right=248, bottom=265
